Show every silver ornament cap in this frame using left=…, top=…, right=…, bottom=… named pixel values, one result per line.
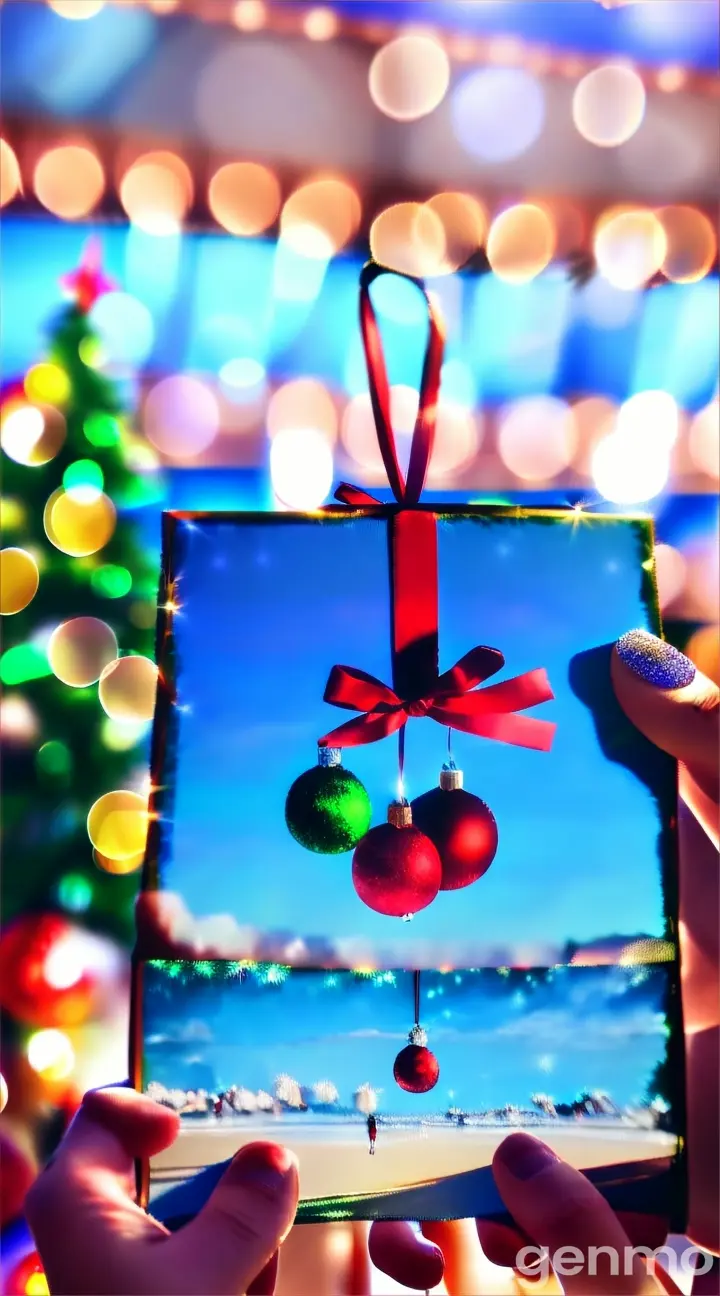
left=440, top=762, right=463, bottom=791
left=408, top=1024, right=428, bottom=1047
left=318, top=746, right=342, bottom=768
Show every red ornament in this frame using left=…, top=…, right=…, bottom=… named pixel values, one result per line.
left=5, top=1250, right=46, bottom=1296
left=61, top=237, right=116, bottom=313
left=352, top=802, right=442, bottom=917
left=0, top=914, right=95, bottom=1027
left=411, top=766, right=498, bottom=891
left=394, top=1035, right=440, bottom=1094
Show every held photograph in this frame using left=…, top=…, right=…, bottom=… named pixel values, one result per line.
left=140, top=960, right=683, bottom=1223
left=138, top=510, right=677, bottom=971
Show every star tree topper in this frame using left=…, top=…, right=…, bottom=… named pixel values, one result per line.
left=61, top=237, right=116, bottom=313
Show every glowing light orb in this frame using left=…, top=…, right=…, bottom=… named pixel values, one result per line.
left=24, top=363, right=71, bottom=407
left=93, top=846, right=146, bottom=874
left=487, top=204, right=556, bottom=283
left=341, top=385, right=418, bottom=473
left=232, top=0, right=266, bottom=30
left=658, top=206, right=717, bottom=284
left=48, top=617, right=118, bottom=688
left=34, top=145, right=104, bottom=220
left=49, top=0, right=105, bottom=17
left=56, top=873, right=94, bottom=914
left=689, top=399, right=719, bottom=480
left=572, top=64, right=646, bottom=147
left=99, top=655, right=158, bottom=723
left=87, top=789, right=149, bottom=861
left=27, top=1029, right=75, bottom=1081
left=46, top=489, right=116, bottom=556
left=89, top=292, right=155, bottom=370
left=0, top=548, right=39, bottom=615
left=101, top=715, right=150, bottom=752
left=594, top=208, right=667, bottom=290
left=144, top=375, right=219, bottom=460
left=270, top=427, right=334, bottom=510
left=498, top=397, right=577, bottom=481
left=452, top=68, right=545, bottom=162
left=424, top=192, right=487, bottom=274
left=280, top=179, right=361, bottom=259
left=84, top=411, right=121, bottom=448
left=430, top=403, right=480, bottom=478
left=592, top=433, right=669, bottom=504
left=208, top=162, right=281, bottom=236
left=1, top=402, right=66, bottom=466
left=570, top=396, right=619, bottom=473
left=268, top=378, right=337, bottom=443
left=0, top=1072, right=7, bottom=1112
left=0, top=138, right=21, bottom=207
left=120, top=151, right=193, bottom=236
left=303, top=7, right=338, bottom=40
left=63, top=459, right=104, bottom=501
left=369, top=34, right=450, bottom=122
left=617, top=390, right=679, bottom=452
left=370, top=202, right=446, bottom=278
left=0, top=694, right=39, bottom=744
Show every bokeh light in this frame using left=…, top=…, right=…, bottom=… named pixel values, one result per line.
left=208, top=162, right=281, bottom=236
left=572, top=64, right=646, bottom=147
left=616, top=390, right=680, bottom=453
left=49, top=0, right=104, bottom=16
left=56, top=872, right=94, bottom=914
left=267, top=378, right=337, bottom=443
left=33, top=145, right=104, bottom=220
left=452, top=68, right=545, bottom=162
left=369, top=34, right=450, bottom=122
left=36, top=740, right=73, bottom=783
left=0, top=694, right=39, bottom=744
left=280, top=179, right=361, bottom=259
left=430, top=403, right=480, bottom=478
left=0, top=1072, right=7, bottom=1113
left=94, top=846, right=146, bottom=874
left=27, top=1029, right=75, bottom=1081
left=99, top=655, right=158, bottom=723
left=657, top=206, right=717, bottom=284
left=571, top=396, right=619, bottom=473
left=685, top=624, right=720, bottom=687
left=101, top=715, right=150, bottom=752
left=1, top=138, right=22, bottom=207
left=120, top=151, right=193, bottom=236
left=232, top=0, right=266, bottom=30
left=303, top=6, right=338, bottom=40
left=594, top=208, right=667, bottom=290
left=498, top=397, right=577, bottom=481
left=270, top=428, right=334, bottom=509
left=424, top=193, right=487, bottom=274
left=24, top=364, right=71, bottom=407
left=87, top=789, right=149, bottom=861
left=48, top=617, right=118, bottom=688
left=144, top=375, right=220, bottom=460
left=46, top=489, right=116, bottom=556
left=63, top=459, right=104, bottom=502
left=341, top=385, right=419, bottom=474
left=487, top=204, right=556, bottom=283
left=653, top=543, right=687, bottom=610
left=370, top=202, right=446, bottom=278
left=89, top=293, right=155, bottom=370
left=592, top=432, right=669, bottom=504
left=688, top=399, right=719, bottom=480
left=84, top=411, right=121, bottom=448
left=0, top=548, right=39, bottom=616
left=91, top=564, right=133, bottom=599
left=1, top=402, right=66, bottom=466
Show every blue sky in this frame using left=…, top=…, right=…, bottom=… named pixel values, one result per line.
left=156, top=513, right=668, bottom=965
left=143, top=963, right=673, bottom=1116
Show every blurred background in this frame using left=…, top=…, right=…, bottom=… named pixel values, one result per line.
left=0, top=1, right=718, bottom=1291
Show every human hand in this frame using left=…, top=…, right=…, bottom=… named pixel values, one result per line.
left=371, top=630, right=719, bottom=1291
left=24, top=1086, right=298, bottom=1295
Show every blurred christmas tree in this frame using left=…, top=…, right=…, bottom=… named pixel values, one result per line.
left=1, top=240, right=160, bottom=947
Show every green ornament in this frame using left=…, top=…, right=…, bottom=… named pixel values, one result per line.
left=285, top=748, right=371, bottom=854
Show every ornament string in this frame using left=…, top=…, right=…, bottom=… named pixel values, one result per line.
left=414, top=970, right=421, bottom=1027
left=319, top=261, right=556, bottom=757
left=398, top=724, right=406, bottom=801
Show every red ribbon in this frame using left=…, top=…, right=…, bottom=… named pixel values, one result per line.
left=320, top=262, right=556, bottom=756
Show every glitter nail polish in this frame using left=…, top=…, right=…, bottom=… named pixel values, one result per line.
left=616, top=630, right=696, bottom=690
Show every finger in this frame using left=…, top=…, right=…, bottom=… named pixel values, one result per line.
left=25, top=1087, right=178, bottom=1293
left=248, top=1252, right=278, bottom=1295
left=369, top=1221, right=444, bottom=1291
left=421, top=1219, right=487, bottom=1294
left=170, top=1142, right=298, bottom=1296
left=493, top=1134, right=655, bottom=1294
left=612, top=633, right=719, bottom=817
left=476, top=1219, right=529, bottom=1270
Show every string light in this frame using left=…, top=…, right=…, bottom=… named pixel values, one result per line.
left=572, top=64, right=646, bottom=147
left=369, top=34, right=450, bottom=122
left=594, top=208, right=667, bottom=291
left=119, top=151, right=193, bottom=236
left=0, top=138, right=22, bottom=207
left=33, top=145, right=105, bottom=220
left=27, top=1029, right=75, bottom=1080
left=208, top=162, right=280, bottom=236
left=487, top=204, right=556, bottom=283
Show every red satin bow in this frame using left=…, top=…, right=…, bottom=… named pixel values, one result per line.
left=319, top=648, right=556, bottom=752
left=319, top=262, right=556, bottom=756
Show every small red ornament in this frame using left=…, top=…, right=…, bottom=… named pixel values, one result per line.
left=393, top=1026, right=440, bottom=1094
left=0, top=914, right=95, bottom=1027
left=352, top=801, right=442, bottom=917
left=411, top=765, right=498, bottom=891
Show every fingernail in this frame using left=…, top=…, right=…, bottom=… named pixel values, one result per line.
left=616, top=630, right=696, bottom=690
left=232, top=1142, right=297, bottom=1197
left=496, top=1133, right=559, bottom=1182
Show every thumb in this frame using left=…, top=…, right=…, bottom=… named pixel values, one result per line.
left=612, top=631, right=719, bottom=840
left=170, top=1142, right=298, bottom=1296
